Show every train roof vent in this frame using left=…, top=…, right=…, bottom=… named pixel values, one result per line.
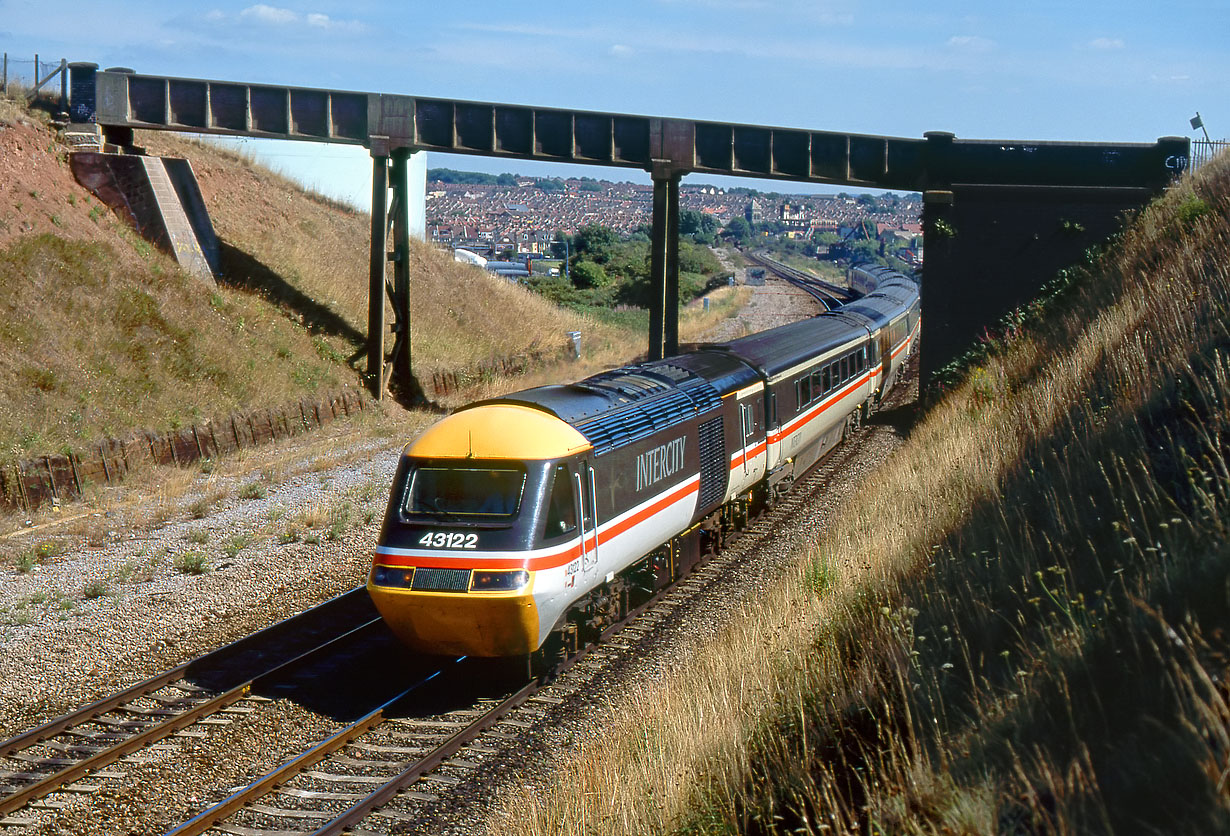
left=578, top=369, right=673, bottom=402
left=576, top=380, right=722, bottom=455
left=676, top=377, right=722, bottom=413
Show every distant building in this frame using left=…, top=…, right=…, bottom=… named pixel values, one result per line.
left=454, top=248, right=486, bottom=267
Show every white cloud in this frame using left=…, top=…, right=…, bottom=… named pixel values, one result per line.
left=1089, top=37, right=1125, bottom=50
left=241, top=4, right=297, bottom=25
left=946, top=35, right=994, bottom=52
left=221, top=5, right=365, bottom=33
left=609, top=44, right=633, bottom=58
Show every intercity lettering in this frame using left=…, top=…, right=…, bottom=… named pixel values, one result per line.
left=635, top=436, right=686, bottom=492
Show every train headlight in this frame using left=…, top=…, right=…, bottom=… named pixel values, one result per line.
left=470, top=570, right=530, bottom=592
left=372, top=565, right=414, bottom=589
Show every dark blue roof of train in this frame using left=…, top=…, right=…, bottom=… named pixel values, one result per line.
left=472, top=358, right=726, bottom=455
left=466, top=267, right=917, bottom=453
left=703, top=315, right=867, bottom=378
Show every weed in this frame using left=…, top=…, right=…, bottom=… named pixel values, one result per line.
left=110, top=559, right=153, bottom=585
left=222, top=534, right=253, bottom=558
left=173, top=550, right=209, bottom=575
left=81, top=579, right=109, bottom=599
left=238, top=482, right=266, bottom=500
left=185, top=529, right=209, bottom=545
left=188, top=497, right=214, bottom=519
left=15, top=539, right=65, bottom=572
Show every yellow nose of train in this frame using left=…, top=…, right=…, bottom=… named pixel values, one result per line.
left=367, top=403, right=592, bottom=657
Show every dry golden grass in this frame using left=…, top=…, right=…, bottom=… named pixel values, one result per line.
left=493, top=152, right=1230, bottom=835
left=0, top=100, right=664, bottom=471
left=140, top=133, right=618, bottom=376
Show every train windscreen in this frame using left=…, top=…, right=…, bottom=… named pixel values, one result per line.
left=404, top=467, right=525, bottom=518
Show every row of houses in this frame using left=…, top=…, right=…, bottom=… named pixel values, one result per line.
left=427, top=178, right=920, bottom=258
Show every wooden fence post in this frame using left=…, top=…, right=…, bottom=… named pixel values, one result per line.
left=2, top=54, right=8, bottom=95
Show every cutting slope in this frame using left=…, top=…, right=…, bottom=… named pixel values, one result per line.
left=0, top=96, right=590, bottom=462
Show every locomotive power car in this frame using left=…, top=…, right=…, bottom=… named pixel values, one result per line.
left=368, top=266, right=920, bottom=659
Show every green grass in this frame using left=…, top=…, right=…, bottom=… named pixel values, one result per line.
left=238, top=482, right=266, bottom=500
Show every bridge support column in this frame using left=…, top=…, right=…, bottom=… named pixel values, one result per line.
left=367, top=150, right=388, bottom=397
left=648, top=165, right=682, bottom=360
left=368, top=144, right=425, bottom=403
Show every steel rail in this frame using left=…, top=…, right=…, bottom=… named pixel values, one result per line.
left=163, top=660, right=462, bottom=836
left=0, top=586, right=374, bottom=817
left=746, top=251, right=854, bottom=308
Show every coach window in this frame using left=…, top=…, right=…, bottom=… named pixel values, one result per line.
left=543, top=465, right=578, bottom=539
left=797, top=376, right=811, bottom=409
left=811, top=369, right=823, bottom=398
left=820, top=366, right=830, bottom=394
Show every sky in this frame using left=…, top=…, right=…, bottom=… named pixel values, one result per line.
left=1, top=0, right=1225, bottom=208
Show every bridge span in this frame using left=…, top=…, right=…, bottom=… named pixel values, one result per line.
left=69, top=64, right=1190, bottom=397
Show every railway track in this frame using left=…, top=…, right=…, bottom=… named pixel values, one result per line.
left=0, top=587, right=388, bottom=827
left=746, top=251, right=856, bottom=308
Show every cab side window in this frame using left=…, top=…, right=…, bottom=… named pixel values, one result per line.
left=543, top=465, right=578, bottom=539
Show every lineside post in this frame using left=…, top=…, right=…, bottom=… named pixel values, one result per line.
left=648, top=162, right=682, bottom=360
left=367, top=145, right=389, bottom=398
left=387, top=148, right=420, bottom=402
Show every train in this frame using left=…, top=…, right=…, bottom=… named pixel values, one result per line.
left=367, top=265, right=920, bottom=662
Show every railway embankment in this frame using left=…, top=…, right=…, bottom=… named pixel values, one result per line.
left=495, top=153, right=1230, bottom=833
left=0, top=92, right=670, bottom=525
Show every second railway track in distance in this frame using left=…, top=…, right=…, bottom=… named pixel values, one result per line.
left=745, top=251, right=855, bottom=309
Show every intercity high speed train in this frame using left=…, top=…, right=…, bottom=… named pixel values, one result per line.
left=368, top=266, right=920, bottom=659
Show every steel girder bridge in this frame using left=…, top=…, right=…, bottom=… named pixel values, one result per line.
left=75, top=65, right=1190, bottom=397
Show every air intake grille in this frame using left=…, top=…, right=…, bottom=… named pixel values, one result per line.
left=697, top=416, right=727, bottom=509
left=411, top=567, right=471, bottom=592
left=578, top=379, right=723, bottom=456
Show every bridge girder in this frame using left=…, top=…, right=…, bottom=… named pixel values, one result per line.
left=74, top=65, right=1192, bottom=396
